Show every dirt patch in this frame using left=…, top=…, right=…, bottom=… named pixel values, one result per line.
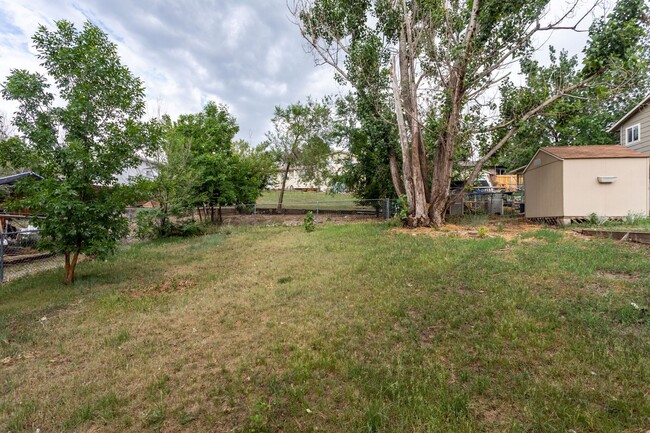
left=391, top=220, right=543, bottom=241
left=596, top=271, right=640, bottom=282
left=123, top=277, right=196, bottom=298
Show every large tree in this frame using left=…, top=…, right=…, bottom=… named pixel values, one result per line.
left=293, top=0, right=649, bottom=227
left=0, top=20, right=153, bottom=284
left=264, top=98, right=333, bottom=211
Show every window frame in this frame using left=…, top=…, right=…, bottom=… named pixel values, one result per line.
left=626, top=123, right=640, bottom=145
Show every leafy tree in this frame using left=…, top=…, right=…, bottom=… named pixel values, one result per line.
left=0, top=20, right=153, bottom=284
left=293, top=0, right=649, bottom=226
left=264, top=98, right=333, bottom=211
left=169, top=103, right=274, bottom=224
left=175, top=102, right=239, bottom=223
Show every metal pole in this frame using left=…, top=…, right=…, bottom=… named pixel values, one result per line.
left=253, top=204, right=257, bottom=226
left=385, top=198, right=390, bottom=219
left=0, top=231, right=4, bottom=283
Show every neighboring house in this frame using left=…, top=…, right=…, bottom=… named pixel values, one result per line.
left=523, top=145, right=649, bottom=222
left=115, top=157, right=158, bottom=185
left=609, top=94, right=650, bottom=154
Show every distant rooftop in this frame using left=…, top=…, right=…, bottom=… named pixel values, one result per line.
left=540, top=145, right=649, bottom=160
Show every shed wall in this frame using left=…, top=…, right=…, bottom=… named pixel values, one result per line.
left=524, top=153, right=564, bottom=218
left=562, top=158, right=649, bottom=217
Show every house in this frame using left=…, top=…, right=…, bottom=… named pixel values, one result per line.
left=609, top=94, right=650, bottom=154
left=523, top=145, right=649, bottom=223
left=115, top=157, right=158, bottom=185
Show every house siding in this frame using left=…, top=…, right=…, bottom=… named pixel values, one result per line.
left=619, top=104, right=650, bottom=154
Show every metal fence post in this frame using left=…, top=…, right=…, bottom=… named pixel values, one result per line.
left=385, top=198, right=390, bottom=219
left=253, top=204, right=257, bottom=226
left=0, top=231, right=4, bottom=283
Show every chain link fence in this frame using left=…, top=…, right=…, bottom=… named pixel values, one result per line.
left=188, top=198, right=400, bottom=227
left=0, top=217, right=59, bottom=283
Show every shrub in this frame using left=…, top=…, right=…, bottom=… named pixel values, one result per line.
left=477, top=226, right=489, bottom=239
left=304, top=211, right=315, bottom=232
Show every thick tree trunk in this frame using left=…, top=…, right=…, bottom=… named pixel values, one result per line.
left=63, top=248, right=80, bottom=285
left=388, top=149, right=405, bottom=196
left=390, top=28, right=429, bottom=227
left=277, top=162, right=290, bottom=212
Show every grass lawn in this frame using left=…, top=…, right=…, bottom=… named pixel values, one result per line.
left=256, top=190, right=376, bottom=211
left=1, top=222, right=649, bottom=432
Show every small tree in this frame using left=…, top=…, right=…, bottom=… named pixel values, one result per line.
left=139, top=116, right=200, bottom=236
left=264, top=98, right=333, bottom=211
left=0, top=21, right=153, bottom=284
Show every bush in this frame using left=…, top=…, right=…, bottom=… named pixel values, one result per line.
left=304, top=211, right=315, bottom=232
left=135, top=208, right=204, bottom=239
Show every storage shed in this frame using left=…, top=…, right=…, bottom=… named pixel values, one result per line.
left=523, top=145, right=649, bottom=222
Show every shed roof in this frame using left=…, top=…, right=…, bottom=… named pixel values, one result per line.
left=541, top=145, right=649, bottom=160
left=0, top=172, right=43, bottom=186
left=608, top=94, right=650, bottom=132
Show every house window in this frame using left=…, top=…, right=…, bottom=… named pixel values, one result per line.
left=626, top=124, right=640, bottom=145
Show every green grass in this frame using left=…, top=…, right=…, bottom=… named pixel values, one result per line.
left=256, top=190, right=377, bottom=211
left=1, top=223, right=649, bottom=432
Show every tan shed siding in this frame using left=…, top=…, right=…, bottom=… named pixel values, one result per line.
left=620, top=106, right=650, bottom=154
left=524, top=159, right=564, bottom=218
left=562, top=158, right=649, bottom=217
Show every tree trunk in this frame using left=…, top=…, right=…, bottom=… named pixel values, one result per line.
left=217, top=205, right=223, bottom=225
left=388, top=149, right=405, bottom=196
left=63, top=248, right=80, bottom=285
left=277, top=162, right=290, bottom=212
left=210, top=205, right=215, bottom=224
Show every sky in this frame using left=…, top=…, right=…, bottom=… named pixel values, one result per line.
left=0, top=0, right=598, bottom=144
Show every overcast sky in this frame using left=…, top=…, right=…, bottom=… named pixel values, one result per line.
left=0, top=1, right=597, bottom=144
